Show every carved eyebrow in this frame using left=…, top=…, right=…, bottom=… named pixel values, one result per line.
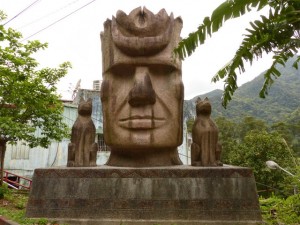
left=108, top=64, right=136, bottom=77
left=148, top=64, right=177, bottom=74
left=107, top=63, right=178, bottom=78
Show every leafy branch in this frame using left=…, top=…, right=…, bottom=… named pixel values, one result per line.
left=174, top=0, right=300, bottom=108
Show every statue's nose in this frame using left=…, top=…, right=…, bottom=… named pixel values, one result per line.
left=128, top=67, right=156, bottom=107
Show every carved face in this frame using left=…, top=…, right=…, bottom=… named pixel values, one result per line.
left=101, top=63, right=183, bottom=152
left=78, top=98, right=93, bottom=116
left=196, top=97, right=211, bottom=116
left=100, top=7, right=184, bottom=165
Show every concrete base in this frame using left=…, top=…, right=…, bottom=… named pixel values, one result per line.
left=26, top=165, right=263, bottom=225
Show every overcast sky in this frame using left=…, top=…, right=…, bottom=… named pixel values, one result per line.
left=1, top=0, right=273, bottom=100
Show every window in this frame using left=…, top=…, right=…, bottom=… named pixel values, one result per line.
left=10, top=142, right=30, bottom=160
left=97, top=134, right=110, bottom=152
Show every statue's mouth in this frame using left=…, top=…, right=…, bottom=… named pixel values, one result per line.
left=119, top=116, right=165, bottom=129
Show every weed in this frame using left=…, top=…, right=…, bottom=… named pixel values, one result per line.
left=0, top=184, right=9, bottom=199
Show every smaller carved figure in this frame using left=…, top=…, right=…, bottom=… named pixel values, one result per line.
left=191, top=97, right=222, bottom=167
left=67, top=98, right=98, bottom=167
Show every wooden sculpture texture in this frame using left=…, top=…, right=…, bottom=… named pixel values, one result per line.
left=191, top=97, right=222, bottom=167
left=100, top=7, right=184, bottom=166
left=67, top=98, right=97, bottom=167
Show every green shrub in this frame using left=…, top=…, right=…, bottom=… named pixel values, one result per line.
left=260, top=194, right=300, bottom=224
left=0, top=184, right=9, bottom=199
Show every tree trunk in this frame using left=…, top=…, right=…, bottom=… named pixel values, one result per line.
left=0, top=139, right=7, bottom=186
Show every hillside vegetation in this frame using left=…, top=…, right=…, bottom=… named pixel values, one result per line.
left=184, top=56, right=300, bottom=124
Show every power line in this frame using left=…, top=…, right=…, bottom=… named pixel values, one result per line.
left=3, top=0, right=42, bottom=26
left=179, top=152, right=191, bottom=158
left=22, top=0, right=96, bottom=41
left=17, top=0, right=81, bottom=30
left=62, top=113, right=102, bottom=124
left=255, top=181, right=283, bottom=193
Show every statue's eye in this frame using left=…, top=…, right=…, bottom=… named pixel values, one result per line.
left=109, top=64, right=135, bottom=78
left=149, top=64, right=176, bottom=76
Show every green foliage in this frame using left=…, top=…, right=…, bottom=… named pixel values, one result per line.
left=0, top=10, right=71, bottom=186
left=0, top=189, right=53, bottom=224
left=214, top=117, right=240, bottom=161
left=289, top=165, right=300, bottom=192
left=0, top=184, right=8, bottom=199
left=240, top=131, right=295, bottom=196
left=186, top=118, right=195, bottom=133
left=175, top=0, right=300, bottom=108
left=184, top=58, right=300, bottom=124
left=215, top=116, right=298, bottom=197
left=260, top=194, right=300, bottom=224
left=238, top=116, right=268, bottom=138
left=0, top=11, right=71, bottom=148
left=184, top=61, right=300, bottom=155
left=271, top=122, right=294, bottom=144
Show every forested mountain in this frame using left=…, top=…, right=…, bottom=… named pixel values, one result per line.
left=184, top=57, right=300, bottom=124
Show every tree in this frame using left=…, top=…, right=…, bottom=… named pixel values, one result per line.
left=215, top=116, right=298, bottom=196
left=237, top=116, right=268, bottom=139
left=285, top=108, right=300, bottom=156
left=174, top=0, right=300, bottom=107
left=186, top=117, right=195, bottom=133
left=226, top=130, right=296, bottom=197
left=271, top=121, right=294, bottom=146
left=214, top=117, right=239, bottom=159
left=216, top=116, right=267, bottom=157
left=0, top=11, right=71, bottom=186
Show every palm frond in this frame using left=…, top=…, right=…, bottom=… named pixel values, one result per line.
left=175, top=0, right=300, bottom=108
left=292, top=55, right=300, bottom=69
left=174, top=0, right=268, bottom=59
left=213, top=5, right=299, bottom=107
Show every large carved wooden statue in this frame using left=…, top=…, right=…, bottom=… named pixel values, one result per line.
left=100, top=7, right=184, bottom=167
left=67, top=98, right=98, bottom=167
left=191, top=97, right=222, bottom=167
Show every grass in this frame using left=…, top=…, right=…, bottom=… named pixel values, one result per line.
left=0, top=185, right=56, bottom=225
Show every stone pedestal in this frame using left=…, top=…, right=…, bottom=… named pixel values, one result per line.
left=26, top=165, right=262, bottom=225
